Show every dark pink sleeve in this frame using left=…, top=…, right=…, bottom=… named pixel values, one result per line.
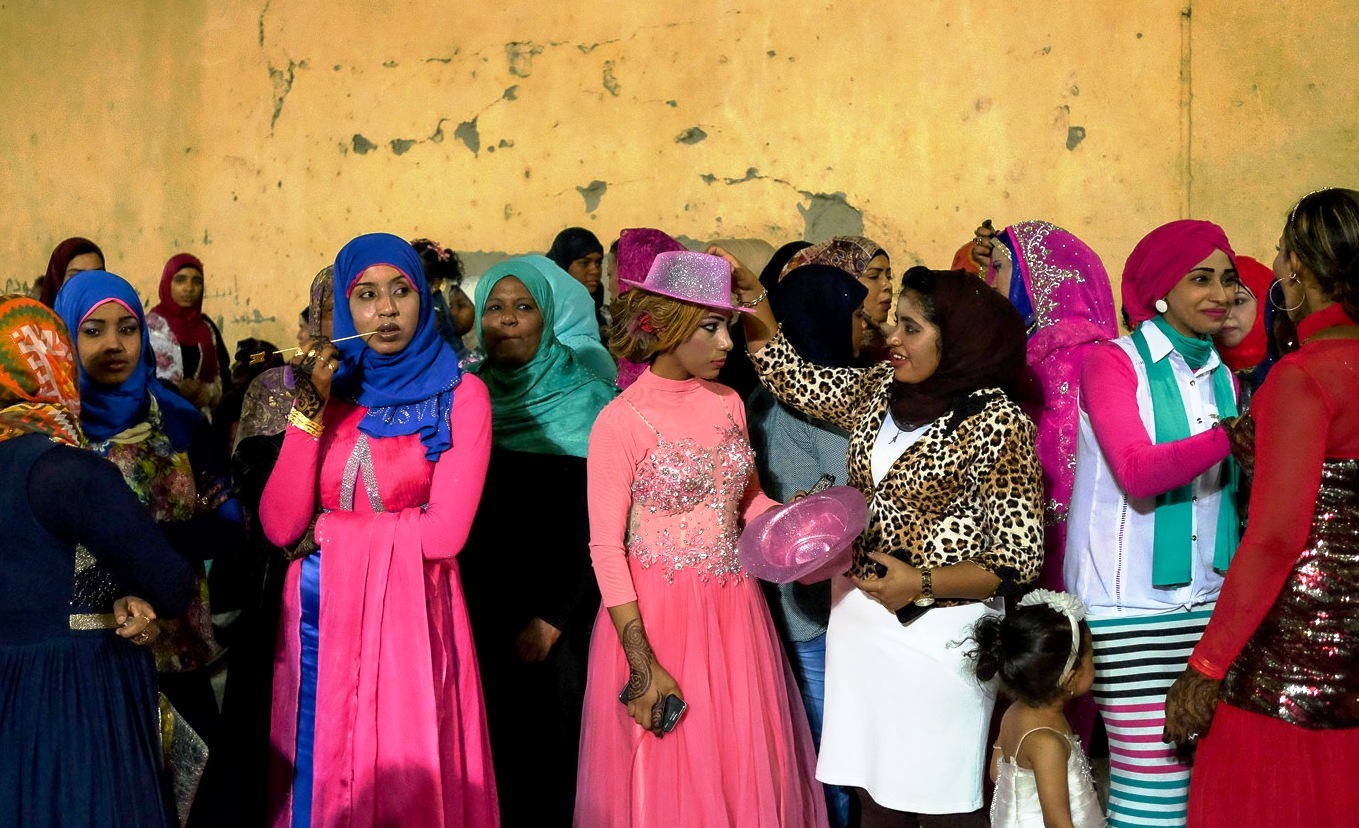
left=260, top=423, right=322, bottom=548
left=416, top=375, right=491, bottom=559
left=1080, top=343, right=1231, bottom=500
left=587, top=404, right=641, bottom=607
left=1190, top=362, right=1329, bottom=679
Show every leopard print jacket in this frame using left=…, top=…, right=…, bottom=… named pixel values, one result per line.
left=750, top=330, right=1044, bottom=604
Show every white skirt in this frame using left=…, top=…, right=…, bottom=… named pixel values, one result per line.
left=816, top=576, right=1001, bottom=813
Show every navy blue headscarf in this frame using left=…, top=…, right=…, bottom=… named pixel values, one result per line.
left=53, top=269, right=201, bottom=447
left=770, top=264, right=869, bottom=368
left=331, top=233, right=462, bottom=461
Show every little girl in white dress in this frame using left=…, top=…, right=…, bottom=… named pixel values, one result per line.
left=969, top=590, right=1108, bottom=828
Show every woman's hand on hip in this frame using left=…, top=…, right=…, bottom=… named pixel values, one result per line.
left=851, top=552, right=922, bottom=612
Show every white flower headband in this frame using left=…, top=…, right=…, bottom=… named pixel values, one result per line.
left=1017, top=589, right=1087, bottom=683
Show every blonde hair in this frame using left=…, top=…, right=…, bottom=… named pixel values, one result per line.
left=607, top=290, right=709, bottom=363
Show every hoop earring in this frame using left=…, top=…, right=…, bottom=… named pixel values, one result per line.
left=1270, top=279, right=1304, bottom=314
left=1154, top=298, right=1170, bottom=314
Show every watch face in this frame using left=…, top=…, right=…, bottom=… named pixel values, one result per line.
left=913, top=596, right=935, bottom=607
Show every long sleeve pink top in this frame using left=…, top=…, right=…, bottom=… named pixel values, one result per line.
left=1079, top=342, right=1230, bottom=499
left=586, top=369, right=778, bottom=607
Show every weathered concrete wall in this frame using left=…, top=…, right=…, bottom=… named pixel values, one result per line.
left=3, top=1, right=1356, bottom=346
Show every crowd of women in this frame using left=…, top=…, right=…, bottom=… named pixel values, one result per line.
left=2, top=187, right=1357, bottom=828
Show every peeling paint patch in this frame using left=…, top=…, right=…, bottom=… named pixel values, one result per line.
left=1066, top=126, right=1087, bottom=150
left=454, top=118, right=480, bottom=155
left=383, top=60, right=398, bottom=68
left=503, top=85, right=519, bottom=101
left=700, top=173, right=717, bottom=184
left=352, top=134, right=378, bottom=154
left=602, top=61, right=621, bottom=96
left=576, top=180, right=608, bottom=212
left=429, top=118, right=447, bottom=143
left=234, top=309, right=278, bottom=325
left=577, top=40, right=619, bottom=54
left=798, top=192, right=864, bottom=240
left=268, top=60, right=296, bottom=130
left=506, top=42, right=544, bottom=77
left=665, top=100, right=678, bottom=108
left=1070, top=84, right=1080, bottom=96
left=203, top=230, right=212, bottom=245
left=426, top=57, right=452, bottom=64
left=498, top=139, right=514, bottom=148
left=724, top=167, right=760, bottom=184
left=391, top=138, right=417, bottom=155
left=676, top=126, right=708, bottom=144
left=258, top=0, right=271, bottom=47
left=767, top=50, right=776, bottom=57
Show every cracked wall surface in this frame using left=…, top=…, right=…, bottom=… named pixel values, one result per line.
left=2, top=1, right=1357, bottom=346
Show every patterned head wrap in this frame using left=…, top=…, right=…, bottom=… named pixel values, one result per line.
left=0, top=295, right=83, bottom=446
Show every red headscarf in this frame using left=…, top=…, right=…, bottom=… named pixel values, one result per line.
left=41, top=237, right=104, bottom=307
left=151, top=252, right=220, bottom=381
left=1121, top=220, right=1238, bottom=325
left=1217, top=255, right=1273, bottom=372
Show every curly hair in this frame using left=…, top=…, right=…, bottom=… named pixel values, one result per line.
left=409, top=238, right=465, bottom=289
left=1283, top=188, right=1359, bottom=319
left=967, top=605, right=1091, bottom=706
left=606, top=290, right=710, bottom=364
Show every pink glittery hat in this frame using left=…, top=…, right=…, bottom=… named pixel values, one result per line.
left=737, top=487, right=868, bottom=584
left=619, top=250, right=753, bottom=314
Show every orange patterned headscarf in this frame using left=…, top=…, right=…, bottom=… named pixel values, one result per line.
left=0, top=295, right=83, bottom=446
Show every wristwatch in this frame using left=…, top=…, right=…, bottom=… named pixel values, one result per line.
left=913, top=567, right=935, bottom=607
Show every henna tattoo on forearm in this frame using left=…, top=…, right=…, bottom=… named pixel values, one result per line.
left=621, top=619, right=655, bottom=702
left=293, top=375, right=325, bottom=421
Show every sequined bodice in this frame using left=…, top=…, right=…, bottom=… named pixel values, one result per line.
left=1222, top=458, right=1359, bottom=728
left=625, top=401, right=756, bottom=584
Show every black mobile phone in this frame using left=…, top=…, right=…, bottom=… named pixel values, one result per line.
left=659, top=694, right=687, bottom=733
left=618, top=686, right=688, bottom=733
left=807, top=473, right=836, bottom=495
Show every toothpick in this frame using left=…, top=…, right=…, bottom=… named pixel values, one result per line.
left=248, top=331, right=379, bottom=365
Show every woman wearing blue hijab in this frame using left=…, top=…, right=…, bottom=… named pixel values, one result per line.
left=259, top=233, right=498, bottom=828
left=55, top=269, right=245, bottom=824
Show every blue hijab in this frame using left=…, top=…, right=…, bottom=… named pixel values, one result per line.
left=331, top=233, right=461, bottom=461
left=53, top=269, right=200, bottom=448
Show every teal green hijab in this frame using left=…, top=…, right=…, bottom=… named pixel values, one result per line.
left=519, top=254, right=618, bottom=382
left=472, top=257, right=617, bottom=457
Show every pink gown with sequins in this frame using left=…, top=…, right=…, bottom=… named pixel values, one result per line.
left=574, top=369, right=828, bottom=828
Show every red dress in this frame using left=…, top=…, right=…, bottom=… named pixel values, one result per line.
left=1187, top=304, right=1359, bottom=826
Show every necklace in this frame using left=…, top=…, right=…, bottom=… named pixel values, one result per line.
left=888, top=411, right=927, bottom=443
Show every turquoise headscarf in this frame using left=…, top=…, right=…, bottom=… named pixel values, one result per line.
left=471, top=257, right=616, bottom=457
left=516, top=254, right=617, bottom=382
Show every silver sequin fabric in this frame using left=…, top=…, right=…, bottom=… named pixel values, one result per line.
left=1222, top=458, right=1359, bottom=728
left=626, top=421, right=755, bottom=585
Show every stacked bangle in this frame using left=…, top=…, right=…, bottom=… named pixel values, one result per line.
left=738, top=289, right=768, bottom=309
left=288, top=408, right=324, bottom=438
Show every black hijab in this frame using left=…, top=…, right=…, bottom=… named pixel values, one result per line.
left=771, top=265, right=869, bottom=368
left=889, top=267, right=1028, bottom=426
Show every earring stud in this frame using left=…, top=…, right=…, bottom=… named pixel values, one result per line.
left=1154, top=298, right=1170, bottom=314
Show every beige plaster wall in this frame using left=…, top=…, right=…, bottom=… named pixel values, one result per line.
left=2, top=1, right=1356, bottom=346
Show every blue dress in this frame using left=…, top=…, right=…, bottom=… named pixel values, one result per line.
left=0, top=434, right=194, bottom=828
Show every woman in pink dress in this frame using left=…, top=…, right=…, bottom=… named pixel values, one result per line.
left=260, top=233, right=498, bottom=828
left=575, top=250, right=827, bottom=827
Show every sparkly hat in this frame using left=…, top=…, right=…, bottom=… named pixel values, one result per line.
left=619, top=250, right=753, bottom=314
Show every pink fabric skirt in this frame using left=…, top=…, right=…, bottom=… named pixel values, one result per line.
left=574, top=567, right=827, bottom=827
left=1188, top=702, right=1359, bottom=828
